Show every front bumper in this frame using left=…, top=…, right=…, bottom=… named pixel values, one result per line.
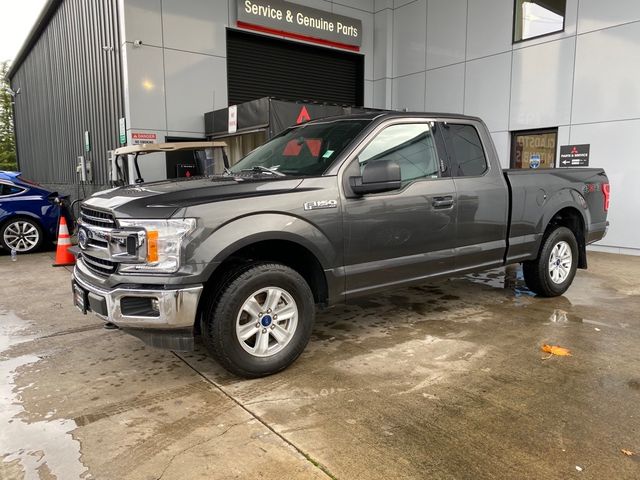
left=72, top=267, right=203, bottom=330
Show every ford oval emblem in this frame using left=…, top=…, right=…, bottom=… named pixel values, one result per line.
left=78, top=228, right=88, bottom=249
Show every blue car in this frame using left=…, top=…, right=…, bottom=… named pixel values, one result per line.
left=0, top=171, right=67, bottom=254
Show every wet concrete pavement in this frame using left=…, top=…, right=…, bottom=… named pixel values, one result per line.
left=1, top=252, right=639, bottom=479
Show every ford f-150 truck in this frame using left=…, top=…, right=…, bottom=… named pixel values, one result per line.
left=71, top=112, right=609, bottom=377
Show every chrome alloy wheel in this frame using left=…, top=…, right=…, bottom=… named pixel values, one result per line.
left=235, top=287, right=299, bottom=357
left=3, top=220, right=40, bottom=252
left=548, top=240, right=572, bottom=284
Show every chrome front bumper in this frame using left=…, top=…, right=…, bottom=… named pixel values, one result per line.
left=72, top=268, right=203, bottom=330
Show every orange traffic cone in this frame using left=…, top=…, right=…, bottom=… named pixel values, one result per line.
left=52, top=216, right=75, bottom=267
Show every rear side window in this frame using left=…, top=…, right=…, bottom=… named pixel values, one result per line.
left=442, top=124, right=488, bottom=177
left=0, top=184, right=25, bottom=196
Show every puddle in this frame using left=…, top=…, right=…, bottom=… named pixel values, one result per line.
left=0, top=310, right=88, bottom=479
left=463, top=265, right=535, bottom=298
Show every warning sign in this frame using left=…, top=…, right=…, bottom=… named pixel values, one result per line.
left=559, top=144, right=590, bottom=167
left=131, top=132, right=157, bottom=145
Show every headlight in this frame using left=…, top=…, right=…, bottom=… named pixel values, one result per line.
left=117, top=218, right=196, bottom=273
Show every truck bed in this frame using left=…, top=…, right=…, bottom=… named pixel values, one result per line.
left=503, top=167, right=609, bottom=264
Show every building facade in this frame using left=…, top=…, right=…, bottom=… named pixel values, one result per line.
left=8, top=0, right=640, bottom=254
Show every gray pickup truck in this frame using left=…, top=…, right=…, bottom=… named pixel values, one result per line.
left=72, top=112, right=609, bottom=377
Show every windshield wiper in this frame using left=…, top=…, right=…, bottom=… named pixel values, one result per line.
left=239, top=166, right=286, bottom=177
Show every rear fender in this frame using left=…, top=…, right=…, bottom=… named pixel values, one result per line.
left=532, top=188, right=589, bottom=261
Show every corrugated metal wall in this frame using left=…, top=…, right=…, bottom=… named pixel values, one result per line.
left=10, top=0, right=124, bottom=186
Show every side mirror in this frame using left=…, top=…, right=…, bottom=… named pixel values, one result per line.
left=349, top=159, right=401, bottom=195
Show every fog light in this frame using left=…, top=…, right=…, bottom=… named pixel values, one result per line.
left=151, top=298, right=160, bottom=313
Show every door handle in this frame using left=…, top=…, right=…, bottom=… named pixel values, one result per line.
left=432, top=196, right=454, bottom=208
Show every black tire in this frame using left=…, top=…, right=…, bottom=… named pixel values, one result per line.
left=0, top=217, right=44, bottom=254
left=202, top=262, right=315, bottom=378
left=523, top=226, right=578, bottom=297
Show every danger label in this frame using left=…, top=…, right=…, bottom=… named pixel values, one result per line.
left=131, top=132, right=157, bottom=145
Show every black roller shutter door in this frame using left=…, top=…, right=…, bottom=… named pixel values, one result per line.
left=227, top=29, right=364, bottom=107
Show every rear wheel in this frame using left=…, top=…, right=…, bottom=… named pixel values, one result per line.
left=202, top=262, right=315, bottom=378
left=523, top=226, right=578, bottom=297
left=1, top=217, right=43, bottom=254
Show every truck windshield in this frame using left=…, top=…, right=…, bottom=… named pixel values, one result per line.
left=230, top=119, right=371, bottom=177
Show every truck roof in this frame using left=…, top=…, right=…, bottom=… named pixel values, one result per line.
left=300, top=110, right=483, bottom=124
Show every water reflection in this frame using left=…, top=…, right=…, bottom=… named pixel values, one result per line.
left=0, top=310, right=87, bottom=479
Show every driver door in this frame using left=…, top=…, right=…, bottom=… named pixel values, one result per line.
left=342, top=121, right=457, bottom=298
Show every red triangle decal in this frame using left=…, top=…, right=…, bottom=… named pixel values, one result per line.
left=296, top=106, right=311, bottom=124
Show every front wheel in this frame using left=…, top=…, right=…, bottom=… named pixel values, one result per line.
left=523, top=226, right=578, bottom=297
left=202, top=262, right=315, bottom=378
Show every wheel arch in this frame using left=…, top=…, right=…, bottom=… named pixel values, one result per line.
left=541, top=205, right=588, bottom=269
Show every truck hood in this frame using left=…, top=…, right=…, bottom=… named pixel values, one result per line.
left=82, top=177, right=304, bottom=219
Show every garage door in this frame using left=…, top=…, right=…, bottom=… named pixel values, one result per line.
left=227, top=29, right=364, bottom=107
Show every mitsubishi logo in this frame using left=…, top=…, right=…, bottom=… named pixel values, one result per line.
left=296, top=106, right=311, bottom=124
left=571, top=146, right=579, bottom=154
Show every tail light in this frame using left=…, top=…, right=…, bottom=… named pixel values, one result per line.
left=602, top=183, right=610, bottom=212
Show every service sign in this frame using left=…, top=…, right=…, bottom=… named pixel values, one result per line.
left=559, top=144, right=590, bottom=167
left=238, top=0, right=362, bottom=50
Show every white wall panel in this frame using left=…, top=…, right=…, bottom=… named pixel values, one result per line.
left=121, top=0, right=163, bottom=47
left=425, top=63, right=464, bottom=113
left=578, top=0, right=640, bottom=34
left=426, top=0, right=467, bottom=69
left=164, top=49, right=227, bottom=134
left=572, top=22, right=640, bottom=124
left=464, top=52, right=511, bottom=132
left=123, top=44, right=166, bottom=131
left=332, top=4, right=374, bottom=80
left=490, top=131, right=510, bottom=168
left=392, top=0, right=427, bottom=76
left=364, top=80, right=374, bottom=107
left=162, top=0, right=227, bottom=57
left=392, top=72, right=426, bottom=111
left=569, top=119, right=640, bottom=250
left=373, top=78, right=392, bottom=109
left=510, top=37, right=575, bottom=130
left=375, top=0, right=393, bottom=11
left=466, top=0, right=512, bottom=60
left=373, top=8, right=393, bottom=80
left=336, top=0, right=375, bottom=12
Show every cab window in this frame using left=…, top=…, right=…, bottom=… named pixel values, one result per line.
left=358, top=123, right=440, bottom=186
left=441, top=124, right=488, bottom=177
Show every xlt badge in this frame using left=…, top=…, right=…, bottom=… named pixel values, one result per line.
left=304, top=200, right=338, bottom=211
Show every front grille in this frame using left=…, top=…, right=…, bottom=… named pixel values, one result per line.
left=80, top=207, right=115, bottom=228
left=82, top=253, right=117, bottom=275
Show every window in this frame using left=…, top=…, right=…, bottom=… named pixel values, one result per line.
left=230, top=119, right=371, bottom=177
left=0, top=184, right=25, bottom=196
left=358, top=123, right=440, bottom=185
left=511, top=128, right=558, bottom=169
left=442, top=124, right=488, bottom=176
left=513, top=0, right=566, bottom=42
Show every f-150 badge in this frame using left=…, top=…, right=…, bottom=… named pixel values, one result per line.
left=304, top=200, right=338, bottom=211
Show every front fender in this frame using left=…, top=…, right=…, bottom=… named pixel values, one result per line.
left=188, top=213, right=339, bottom=280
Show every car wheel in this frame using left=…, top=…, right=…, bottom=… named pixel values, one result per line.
left=202, top=262, right=315, bottom=378
left=1, top=217, right=44, bottom=254
left=523, top=226, right=578, bottom=297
